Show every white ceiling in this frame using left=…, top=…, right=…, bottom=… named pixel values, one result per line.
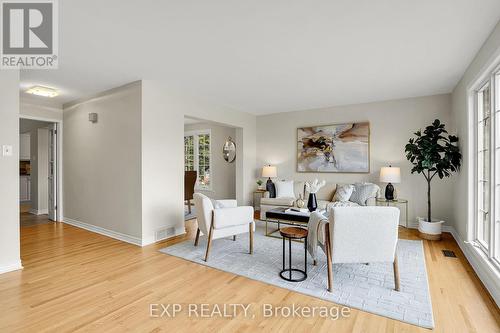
left=20, top=1, right=500, bottom=115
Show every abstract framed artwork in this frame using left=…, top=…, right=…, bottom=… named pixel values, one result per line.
left=297, top=122, right=370, bottom=173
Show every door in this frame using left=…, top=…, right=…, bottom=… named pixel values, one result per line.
left=48, top=124, right=57, bottom=221
left=20, top=176, right=29, bottom=201
left=20, top=133, right=31, bottom=160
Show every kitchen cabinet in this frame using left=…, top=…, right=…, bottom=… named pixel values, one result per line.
left=20, top=133, right=30, bottom=160
left=20, top=176, right=31, bottom=202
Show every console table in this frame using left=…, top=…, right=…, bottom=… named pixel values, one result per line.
left=376, top=198, right=408, bottom=228
left=253, top=189, right=266, bottom=211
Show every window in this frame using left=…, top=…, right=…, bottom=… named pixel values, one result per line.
left=184, top=130, right=211, bottom=190
left=184, top=135, right=195, bottom=171
left=473, top=67, right=500, bottom=267
left=197, top=133, right=211, bottom=188
left=477, top=82, right=491, bottom=250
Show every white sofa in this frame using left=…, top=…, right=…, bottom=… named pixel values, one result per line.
left=259, top=181, right=379, bottom=220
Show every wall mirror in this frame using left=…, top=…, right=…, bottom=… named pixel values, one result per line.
left=223, top=137, right=236, bottom=163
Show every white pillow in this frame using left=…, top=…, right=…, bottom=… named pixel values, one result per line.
left=333, top=184, right=355, bottom=202
left=349, top=183, right=380, bottom=206
left=275, top=180, right=295, bottom=198
left=210, top=199, right=224, bottom=209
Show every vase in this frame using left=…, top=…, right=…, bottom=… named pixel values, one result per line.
left=296, top=194, right=305, bottom=209
left=417, top=217, right=445, bottom=241
left=307, top=193, right=317, bottom=212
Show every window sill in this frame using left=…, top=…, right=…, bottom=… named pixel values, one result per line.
left=469, top=242, right=500, bottom=277
left=458, top=235, right=500, bottom=306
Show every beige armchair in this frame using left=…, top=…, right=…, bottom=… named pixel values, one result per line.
left=311, top=207, right=400, bottom=292
left=193, top=193, right=255, bottom=261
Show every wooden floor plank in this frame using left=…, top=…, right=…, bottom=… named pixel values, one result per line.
left=0, top=215, right=498, bottom=332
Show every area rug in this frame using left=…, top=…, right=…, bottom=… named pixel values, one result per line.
left=159, top=227, right=434, bottom=328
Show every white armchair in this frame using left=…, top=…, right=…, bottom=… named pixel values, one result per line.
left=193, top=193, right=255, bottom=261
left=316, top=206, right=400, bottom=292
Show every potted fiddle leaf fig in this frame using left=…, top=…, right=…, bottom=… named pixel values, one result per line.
left=405, top=119, right=461, bottom=240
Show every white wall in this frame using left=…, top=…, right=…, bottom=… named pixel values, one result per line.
left=63, top=82, right=143, bottom=242
left=60, top=80, right=256, bottom=247
left=0, top=71, right=22, bottom=274
left=256, top=94, right=454, bottom=227
left=141, top=80, right=257, bottom=245
left=140, top=81, right=185, bottom=245
left=184, top=122, right=236, bottom=200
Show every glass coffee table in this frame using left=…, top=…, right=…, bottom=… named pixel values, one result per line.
left=265, top=207, right=325, bottom=240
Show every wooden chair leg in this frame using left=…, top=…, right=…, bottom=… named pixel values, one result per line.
left=393, top=254, right=400, bottom=291
left=233, top=235, right=236, bottom=241
left=187, top=200, right=192, bottom=214
left=249, top=222, right=254, bottom=254
left=204, top=221, right=214, bottom=262
left=325, top=223, right=333, bottom=292
left=194, top=228, right=200, bottom=246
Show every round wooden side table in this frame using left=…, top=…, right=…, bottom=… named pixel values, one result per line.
left=279, top=227, right=308, bottom=282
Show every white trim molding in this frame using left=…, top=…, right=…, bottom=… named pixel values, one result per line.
left=142, top=226, right=186, bottom=246
left=0, top=260, right=23, bottom=274
left=29, top=209, right=48, bottom=216
left=443, top=226, right=500, bottom=306
left=63, top=217, right=143, bottom=246
left=63, top=217, right=187, bottom=247
left=19, top=114, right=64, bottom=222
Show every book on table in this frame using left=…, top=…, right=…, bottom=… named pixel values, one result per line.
left=284, top=207, right=326, bottom=216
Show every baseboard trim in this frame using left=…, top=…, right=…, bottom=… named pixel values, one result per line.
left=29, top=209, right=48, bottom=215
left=444, top=225, right=500, bottom=307
left=441, top=225, right=455, bottom=233
left=0, top=260, right=23, bottom=274
left=141, top=225, right=186, bottom=246
left=406, top=220, right=418, bottom=229
left=63, top=217, right=143, bottom=247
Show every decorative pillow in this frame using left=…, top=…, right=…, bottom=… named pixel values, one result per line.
left=333, top=184, right=355, bottom=202
left=349, top=183, right=380, bottom=206
left=275, top=180, right=295, bottom=198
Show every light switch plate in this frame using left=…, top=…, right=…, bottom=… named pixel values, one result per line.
left=2, top=145, right=13, bottom=157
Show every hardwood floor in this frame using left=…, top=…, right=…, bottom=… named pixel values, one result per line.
left=0, top=215, right=498, bottom=332
left=19, top=212, right=51, bottom=227
left=20, top=203, right=31, bottom=213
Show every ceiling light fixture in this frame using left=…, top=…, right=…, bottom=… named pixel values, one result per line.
left=25, top=85, right=59, bottom=98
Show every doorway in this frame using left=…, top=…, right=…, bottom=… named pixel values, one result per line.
left=19, top=118, right=60, bottom=226
left=183, top=116, right=238, bottom=222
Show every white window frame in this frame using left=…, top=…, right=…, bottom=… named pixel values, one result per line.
left=184, top=135, right=195, bottom=172
left=184, top=129, right=212, bottom=191
left=471, top=62, right=500, bottom=270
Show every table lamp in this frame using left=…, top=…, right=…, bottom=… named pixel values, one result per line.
left=262, top=165, right=277, bottom=198
left=380, top=166, right=401, bottom=200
